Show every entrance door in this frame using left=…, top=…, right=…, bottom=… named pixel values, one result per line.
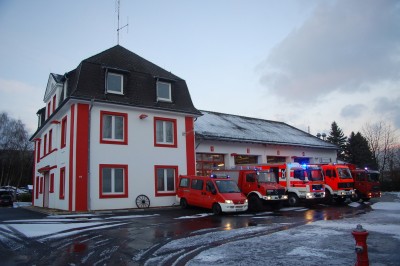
left=43, top=173, right=50, bottom=208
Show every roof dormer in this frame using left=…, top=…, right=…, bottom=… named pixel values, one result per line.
left=44, top=73, right=64, bottom=119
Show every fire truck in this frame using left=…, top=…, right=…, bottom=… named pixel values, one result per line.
left=249, top=163, right=325, bottom=207
left=347, top=164, right=381, bottom=202
left=320, top=164, right=355, bottom=203
left=211, top=168, right=288, bottom=211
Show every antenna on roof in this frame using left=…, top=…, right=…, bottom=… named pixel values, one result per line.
left=116, top=0, right=129, bottom=45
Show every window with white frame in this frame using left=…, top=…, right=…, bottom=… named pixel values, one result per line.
left=106, top=72, right=123, bottom=94
left=154, top=117, right=177, bottom=147
left=155, top=166, right=177, bottom=196
left=156, top=81, right=171, bottom=102
left=100, top=164, right=128, bottom=198
left=100, top=111, right=128, bottom=145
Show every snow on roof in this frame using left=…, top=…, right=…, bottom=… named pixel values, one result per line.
left=195, top=110, right=337, bottom=149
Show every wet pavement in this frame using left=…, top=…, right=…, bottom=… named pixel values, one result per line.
left=0, top=195, right=396, bottom=265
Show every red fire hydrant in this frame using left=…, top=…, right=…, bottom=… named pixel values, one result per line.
left=352, top=224, right=369, bottom=266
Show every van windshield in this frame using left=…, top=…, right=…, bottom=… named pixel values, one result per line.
left=257, top=171, right=277, bottom=183
left=215, top=180, right=241, bottom=193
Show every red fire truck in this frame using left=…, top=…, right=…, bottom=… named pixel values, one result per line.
left=250, top=163, right=325, bottom=207
left=211, top=168, right=288, bottom=211
left=347, top=164, right=381, bottom=202
left=320, top=164, right=355, bottom=203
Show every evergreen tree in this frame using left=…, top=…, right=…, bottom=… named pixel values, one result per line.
left=345, top=131, right=377, bottom=168
left=327, top=121, right=347, bottom=161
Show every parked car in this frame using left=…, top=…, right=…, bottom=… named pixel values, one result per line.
left=176, top=175, right=248, bottom=215
left=0, top=190, right=14, bottom=207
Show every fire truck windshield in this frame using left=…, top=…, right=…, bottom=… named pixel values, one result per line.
left=215, top=180, right=241, bottom=193
left=307, top=169, right=323, bottom=181
left=368, top=173, right=380, bottom=182
left=257, top=171, right=277, bottom=183
left=338, top=168, right=352, bottom=179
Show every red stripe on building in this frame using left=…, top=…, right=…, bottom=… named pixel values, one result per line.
left=68, top=104, right=75, bottom=211
left=185, top=117, right=195, bottom=175
left=75, top=103, right=89, bottom=211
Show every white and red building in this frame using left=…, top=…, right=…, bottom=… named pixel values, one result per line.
left=31, top=45, right=338, bottom=211
left=30, top=45, right=201, bottom=211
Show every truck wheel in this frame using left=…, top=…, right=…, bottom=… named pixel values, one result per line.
left=324, top=189, right=333, bottom=204
left=288, top=193, right=299, bottom=207
left=180, top=198, right=189, bottom=209
left=351, top=191, right=360, bottom=202
left=212, top=203, right=222, bottom=215
left=249, top=195, right=262, bottom=212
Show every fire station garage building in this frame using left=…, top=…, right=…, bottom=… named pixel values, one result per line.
left=194, top=110, right=337, bottom=176
left=30, top=45, right=337, bottom=212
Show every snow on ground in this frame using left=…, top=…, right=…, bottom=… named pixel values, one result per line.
left=185, top=193, right=400, bottom=266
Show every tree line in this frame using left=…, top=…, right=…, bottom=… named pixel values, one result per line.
left=0, top=112, right=33, bottom=188
left=326, top=121, right=400, bottom=190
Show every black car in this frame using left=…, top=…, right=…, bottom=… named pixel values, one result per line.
left=0, top=190, right=13, bottom=207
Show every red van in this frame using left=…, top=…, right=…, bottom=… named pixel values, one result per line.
left=176, top=175, right=248, bottom=215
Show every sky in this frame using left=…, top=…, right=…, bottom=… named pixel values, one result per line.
left=0, top=0, right=399, bottom=137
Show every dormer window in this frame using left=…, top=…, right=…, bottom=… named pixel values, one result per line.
left=157, top=81, right=171, bottom=102
left=106, top=72, right=123, bottom=94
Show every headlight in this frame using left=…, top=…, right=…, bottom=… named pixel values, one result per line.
left=225, top=200, right=233, bottom=204
left=244, top=199, right=248, bottom=203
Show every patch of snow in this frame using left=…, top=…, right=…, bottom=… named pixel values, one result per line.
left=348, top=202, right=361, bottom=208
left=174, top=213, right=213, bottom=219
left=105, top=214, right=160, bottom=220
left=371, top=202, right=400, bottom=211
left=286, top=246, right=328, bottom=258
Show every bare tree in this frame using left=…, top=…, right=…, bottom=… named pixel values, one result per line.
left=0, top=112, right=33, bottom=187
left=362, top=121, right=398, bottom=174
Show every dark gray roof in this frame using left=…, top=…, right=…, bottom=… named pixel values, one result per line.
left=195, top=110, right=337, bottom=149
left=65, top=45, right=201, bottom=116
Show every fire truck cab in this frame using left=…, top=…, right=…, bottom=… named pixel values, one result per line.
left=320, top=164, right=355, bottom=203
left=176, top=175, right=248, bottom=215
left=264, top=163, right=325, bottom=206
left=347, top=164, right=381, bottom=202
left=212, top=168, right=287, bottom=212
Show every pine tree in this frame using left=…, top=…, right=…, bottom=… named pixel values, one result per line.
left=345, top=131, right=377, bottom=168
left=327, top=121, right=347, bottom=161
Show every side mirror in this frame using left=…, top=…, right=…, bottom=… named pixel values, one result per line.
left=211, top=188, right=217, bottom=195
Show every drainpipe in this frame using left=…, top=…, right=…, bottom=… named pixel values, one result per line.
left=87, top=98, right=94, bottom=211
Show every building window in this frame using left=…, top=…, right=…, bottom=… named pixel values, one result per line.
left=50, top=173, right=54, bottom=193
left=155, top=165, right=178, bottom=196
left=35, top=176, right=39, bottom=199
left=100, top=111, right=128, bottom=145
left=43, top=134, right=47, bottom=156
left=196, top=153, right=225, bottom=176
left=61, top=116, right=67, bottom=148
left=39, top=177, right=43, bottom=194
left=154, top=117, right=177, bottom=148
left=49, top=129, right=53, bottom=152
left=36, top=140, right=41, bottom=163
left=106, top=72, right=123, bottom=94
left=52, top=95, right=56, bottom=112
left=99, top=164, right=128, bottom=198
left=59, top=167, right=65, bottom=199
left=156, top=81, right=171, bottom=102
left=47, top=102, right=51, bottom=119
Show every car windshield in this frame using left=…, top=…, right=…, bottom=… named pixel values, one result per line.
left=215, top=180, right=241, bottom=193
left=257, top=171, right=277, bottom=183
left=308, top=169, right=323, bottom=181
left=368, top=173, right=380, bottom=182
left=338, top=168, right=352, bottom=179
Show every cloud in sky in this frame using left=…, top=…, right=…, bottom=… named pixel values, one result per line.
left=340, top=104, right=366, bottom=118
left=374, top=96, right=400, bottom=128
left=259, top=0, right=400, bottom=103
